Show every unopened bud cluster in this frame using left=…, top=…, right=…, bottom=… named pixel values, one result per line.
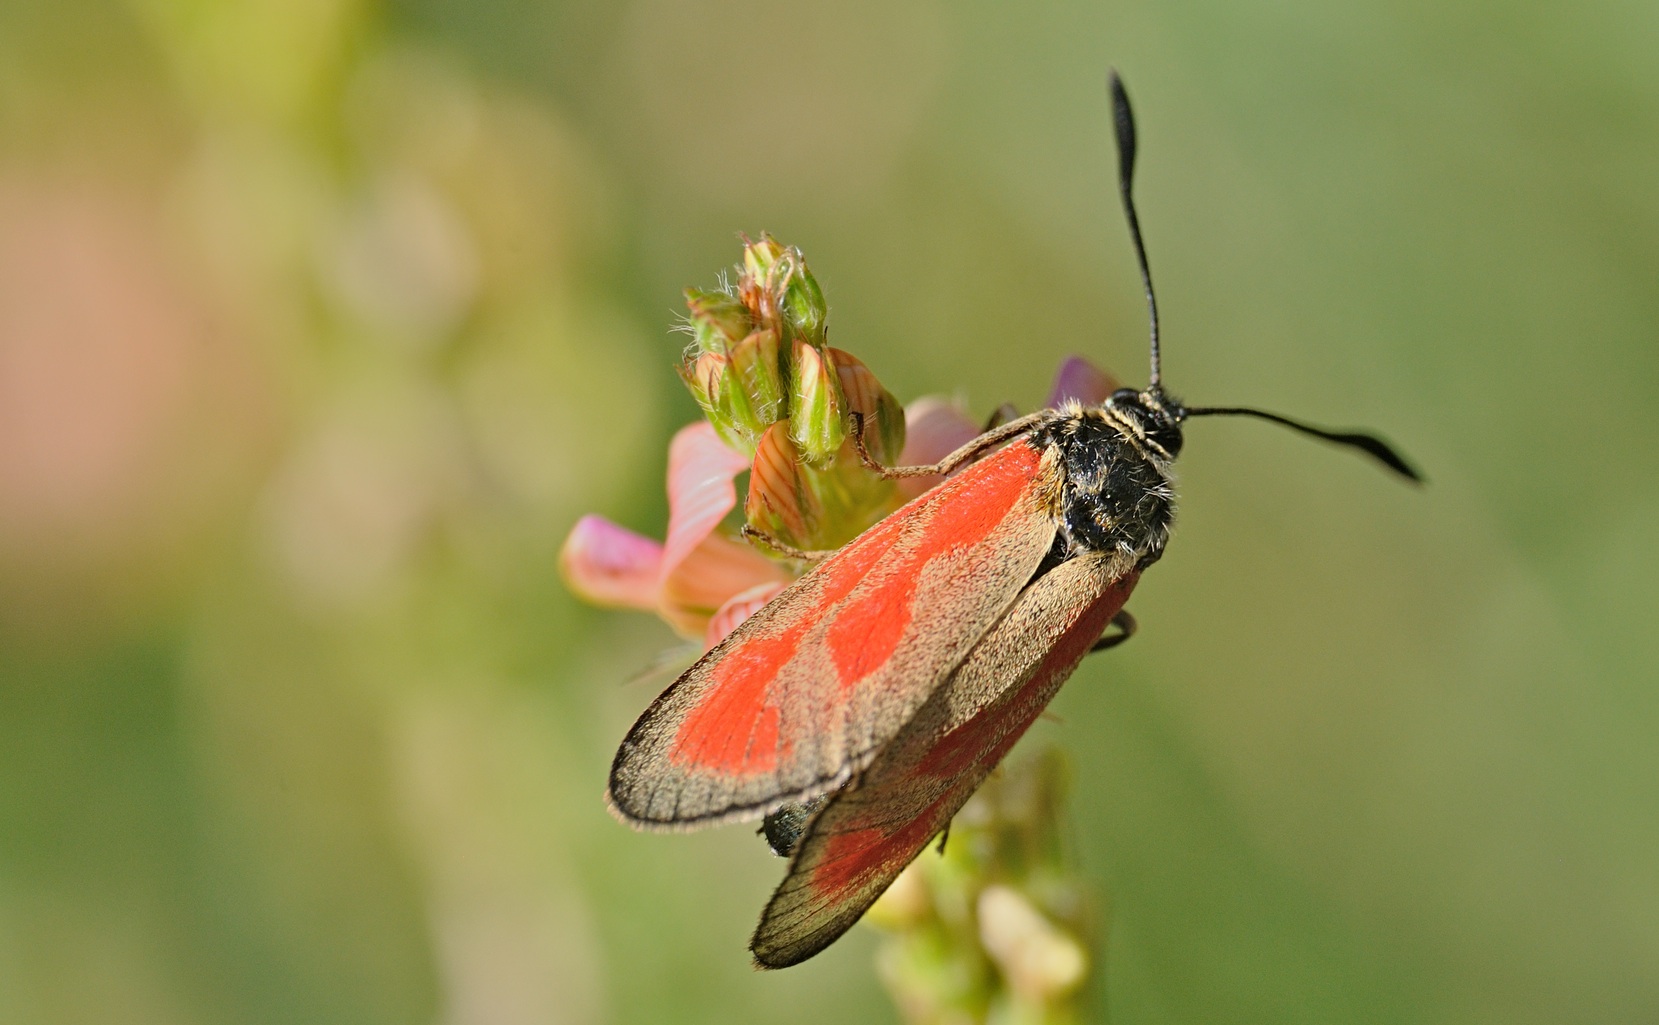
left=680, top=236, right=908, bottom=551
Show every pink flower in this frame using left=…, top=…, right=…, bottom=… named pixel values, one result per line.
left=893, top=396, right=978, bottom=499
left=1045, top=355, right=1122, bottom=408
left=560, top=421, right=788, bottom=645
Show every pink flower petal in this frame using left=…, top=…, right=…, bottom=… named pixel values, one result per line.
left=901, top=396, right=982, bottom=464
left=660, top=421, right=750, bottom=580
left=704, top=580, right=788, bottom=648
left=1045, top=356, right=1123, bottom=408
left=658, top=533, right=789, bottom=638
left=558, top=515, right=664, bottom=609
left=897, top=396, right=982, bottom=498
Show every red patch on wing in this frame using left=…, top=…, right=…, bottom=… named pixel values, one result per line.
left=811, top=791, right=954, bottom=898
left=911, top=442, right=1040, bottom=561
left=827, top=572, right=919, bottom=689
left=661, top=516, right=900, bottom=775
left=812, top=515, right=899, bottom=607
left=669, top=623, right=805, bottom=774
left=824, top=440, right=1043, bottom=690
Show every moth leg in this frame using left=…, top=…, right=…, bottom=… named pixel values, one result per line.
left=850, top=410, right=1050, bottom=479
left=936, top=824, right=950, bottom=855
left=741, top=525, right=837, bottom=562
left=1089, top=609, right=1137, bottom=653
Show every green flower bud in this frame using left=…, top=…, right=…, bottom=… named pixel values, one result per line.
left=742, top=235, right=787, bottom=285
left=680, top=351, right=757, bottom=454
left=685, top=287, right=752, bottom=353
left=866, top=749, right=1094, bottom=1025
left=778, top=252, right=827, bottom=347
left=788, top=341, right=845, bottom=466
left=679, top=237, right=917, bottom=553
left=735, top=235, right=827, bottom=347
left=729, top=328, right=786, bottom=431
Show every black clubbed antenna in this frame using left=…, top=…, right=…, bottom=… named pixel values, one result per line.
left=1184, top=405, right=1424, bottom=483
left=1110, top=70, right=1161, bottom=391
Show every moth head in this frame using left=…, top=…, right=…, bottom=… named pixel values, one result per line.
left=1107, top=386, right=1184, bottom=460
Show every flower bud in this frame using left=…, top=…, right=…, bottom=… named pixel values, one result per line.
left=830, top=347, right=905, bottom=466
left=741, top=235, right=786, bottom=286
left=739, top=237, right=784, bottom=333
left=728, top=328, right=786, bottom=432
left=867, top=748, right=1094, bottom=1023
left=745, top=421, right=822, bottom=548
left=978, top=885, right=1088, bottom=1000
left=778, top=252, right=827, bottom=347
left=684, top=287, right=752, bottom=353
left=686, top=350, right=725, bottom=398
left=788, top=341, right=845, bottom=466
left=680, top=351, right=753, bottom=453
left=677, top=239, right=917, bottom=553
left=736, top=235, right=827, bottom=347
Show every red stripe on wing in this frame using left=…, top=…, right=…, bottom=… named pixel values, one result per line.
left=825, top=573, right=919, bottom=691
left=665, top=514, right=906, bottom=775
left=825, top=440, right=1042, bottom=690
left=670, top=623, right=804, bottom=774
left=809, top=517, right=897, bottom=607
left=910, top=446, right=1042, bottom=559
left=810, top=791, right=953, bottom=898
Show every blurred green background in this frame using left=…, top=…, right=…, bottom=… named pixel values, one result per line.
left=2, top=0, right=1657, bottom=1022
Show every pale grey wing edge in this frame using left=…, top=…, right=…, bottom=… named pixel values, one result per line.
left=605, top=578, right=847, bottom=829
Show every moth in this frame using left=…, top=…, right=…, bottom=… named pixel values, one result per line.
left=606, top=72, right=1420, bottom=969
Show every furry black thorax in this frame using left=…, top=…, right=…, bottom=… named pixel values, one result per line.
left=1033, top=389, right=1180, bottom=569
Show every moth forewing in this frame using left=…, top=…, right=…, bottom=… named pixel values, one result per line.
left=605, top=439, right=1060, bottom=831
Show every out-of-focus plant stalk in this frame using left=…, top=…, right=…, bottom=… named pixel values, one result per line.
left=865, top=747, right=1096, bottom=1025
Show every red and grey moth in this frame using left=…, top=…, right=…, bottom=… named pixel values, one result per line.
left=607, top=395, right=1176, bottom=968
